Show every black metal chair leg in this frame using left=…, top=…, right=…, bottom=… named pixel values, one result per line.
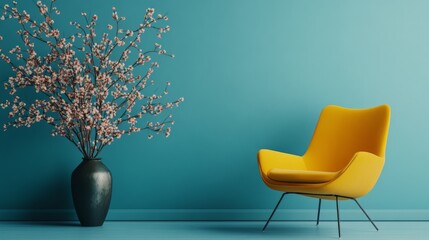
left=316, top=198, right=322, bottom=225
left=262, top=193, right=287, bottom=232
left=336, top=196, right=341, bottom=238
left=353, top=199, right=379, bottom=231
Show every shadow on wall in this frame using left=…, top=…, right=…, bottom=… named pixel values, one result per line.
left=19, top=171, right=76, bottom=221
left=0, top=115, right=79, bottom=220
left=0, top=147, right=77, bottom=221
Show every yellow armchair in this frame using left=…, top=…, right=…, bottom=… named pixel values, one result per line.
left=258, top=105, right=390, bottom=237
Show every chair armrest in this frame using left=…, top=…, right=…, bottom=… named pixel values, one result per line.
left=326, top=151, right=385, bottom=198
left=258, top=149, right=306, bottom=176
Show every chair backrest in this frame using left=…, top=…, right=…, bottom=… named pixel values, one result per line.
left=303, top=105, right=391, bottom=172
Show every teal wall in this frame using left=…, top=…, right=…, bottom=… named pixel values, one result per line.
left=1, top=0, right=429, bottom=219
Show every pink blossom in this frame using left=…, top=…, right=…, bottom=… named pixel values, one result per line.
left=0, top=2, right=182, bottom=159
left=112, top=14, right=118, bottom=20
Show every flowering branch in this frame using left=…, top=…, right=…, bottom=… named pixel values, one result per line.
left=0, top=0, right=183, bottom=158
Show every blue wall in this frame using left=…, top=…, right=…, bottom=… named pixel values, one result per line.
left=1, top=0, right=429, bottom=220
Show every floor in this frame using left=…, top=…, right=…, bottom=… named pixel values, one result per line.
left=0, top=221, right=427, bottom=239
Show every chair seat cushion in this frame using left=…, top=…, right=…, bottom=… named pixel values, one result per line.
left=267, top=168, right=339, bottom=183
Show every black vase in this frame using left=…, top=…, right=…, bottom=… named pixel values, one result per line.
left=71, top=158, right=112, bottom=226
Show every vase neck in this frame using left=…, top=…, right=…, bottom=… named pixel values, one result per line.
left=82, top=157, right=101, bottom=161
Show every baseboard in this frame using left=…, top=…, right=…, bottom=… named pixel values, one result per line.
left=0, top=209, right=428, bottom=221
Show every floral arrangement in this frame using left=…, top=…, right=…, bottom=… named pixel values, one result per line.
left=0, top=0, right=183, bottom=158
